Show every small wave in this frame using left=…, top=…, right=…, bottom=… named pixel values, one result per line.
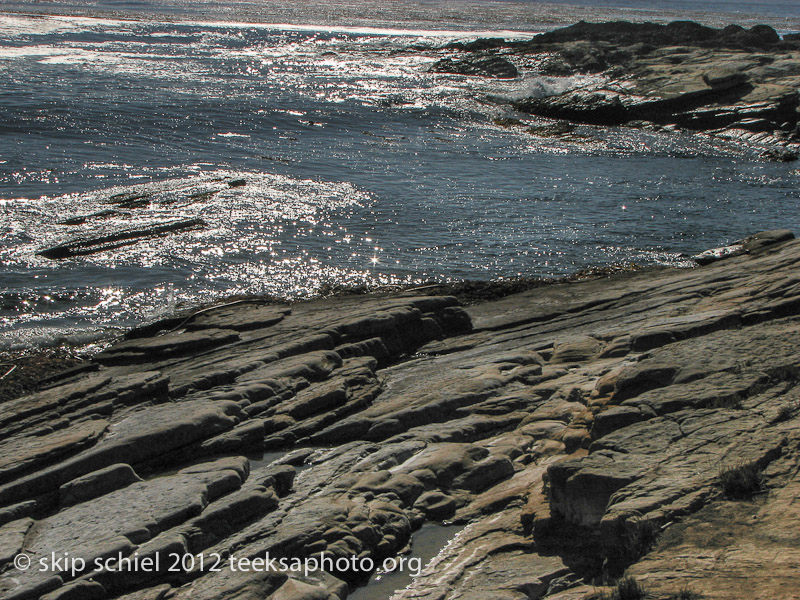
left=500, top=73, right=607, bottom=102
left=177, top=20, right=540, bottom=39
left=0, top=12, right=539, bottom=40
left=0, top=325, right=117, bottom=354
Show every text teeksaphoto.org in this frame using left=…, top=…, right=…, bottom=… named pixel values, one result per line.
left=13, top=551, right=423, bottom=579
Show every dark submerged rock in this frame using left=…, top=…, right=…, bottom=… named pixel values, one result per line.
left=429, top=55, right=518, bottom=79
left=37, top=218, right=207, bottom=259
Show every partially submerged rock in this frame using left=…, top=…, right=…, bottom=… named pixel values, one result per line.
left=691, top=229, right=794, bottom=264
left=37, top=218, right=206, bottom=259
left=429, top=55, right=518, bottom=79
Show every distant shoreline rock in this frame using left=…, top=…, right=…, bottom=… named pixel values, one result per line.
left=430, top=20, right=800, bottom=159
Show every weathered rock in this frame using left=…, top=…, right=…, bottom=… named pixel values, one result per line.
left=0, top=420, right=110, bottom=486
left=550, top=336, right=605, bottom=364
left=414, top=491, right=456, bottom=520
left=184, top=304, right=290, bottom=332
left=94, top=329, right=241, bottom=365
left=0, top=400, right=244, bottom=506
left=478, top=20, right=800, bottom=153
left=59, top=463, right=142, bottom=507
left=269, top=578, right=330, bottom=600
left=40, top=580, right=106, bottom=600
left=0, top=518, right=33, bottom=568
left=4, top=240, right=800, bottom=598
left=691, top=228, right=795, bottom=264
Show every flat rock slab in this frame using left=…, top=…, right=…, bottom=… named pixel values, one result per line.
left=184, top=305, right=291, bottom=332
left=0, top=420, right=109, bottom=486
left=94, top=329, right=241, bottom=365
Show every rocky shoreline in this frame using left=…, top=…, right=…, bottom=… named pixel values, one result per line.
left=430, top=20, right=800, bottom=160
left=2, top=228, right=800, bottom=599
left=3, top=17, right=800, bottom=600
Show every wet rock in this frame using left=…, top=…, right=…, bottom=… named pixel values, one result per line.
left=430, top=55, right=518, bottom=79
left=691, top=228, right=794, bottom=264
left=58, top=209, right=122, bottom=226
left=444, top=38, right=510, bottom=52
left=107, top=192, right=152, bottom=208
left=38, top=218, right=206, bottom=259
left=761, top=147, right=799, bottom=161
left=691, top=242, right=745, bottom=265
left=522, top=20, right=785, bottom=51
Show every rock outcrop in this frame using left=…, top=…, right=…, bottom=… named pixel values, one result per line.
left=3, top=231, right=800, bottom=598
left=432, top=21, right=800, bottom=157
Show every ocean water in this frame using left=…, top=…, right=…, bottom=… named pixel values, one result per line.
left=1, top=1, right=799, bottom=351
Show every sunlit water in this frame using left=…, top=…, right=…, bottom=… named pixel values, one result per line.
left=1, top=3, right=799, bottom=351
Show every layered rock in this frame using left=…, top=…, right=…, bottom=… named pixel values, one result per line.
left=3, top=232, right=800, bottom=598
left=432, top=20, right=800, bottom=156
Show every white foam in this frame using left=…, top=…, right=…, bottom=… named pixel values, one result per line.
left=501, top=73, right=606, bottom=101
left=0, top=12, right=134, bottom=36
left=0, top=45, right=63, bottom=59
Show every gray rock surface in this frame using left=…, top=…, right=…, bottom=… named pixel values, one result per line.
left=3, top=233, right=800, bottom=598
